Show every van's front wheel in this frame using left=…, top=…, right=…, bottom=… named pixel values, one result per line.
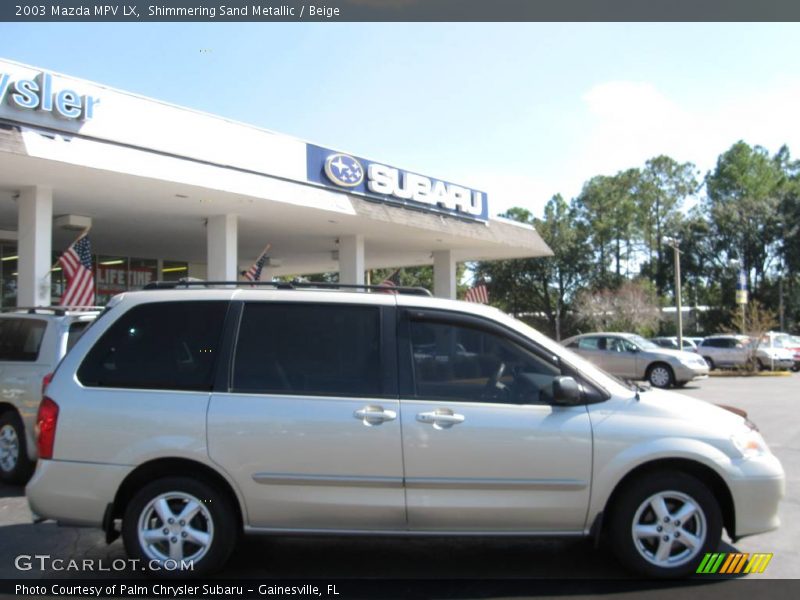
left=608, top=471, right=722, bottom=578
left=122, top=477, right=237, bottom=576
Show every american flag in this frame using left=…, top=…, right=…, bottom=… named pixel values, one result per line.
left=377, top=269, right=401, bottom=293
left=244, top=245, right=271, bottom=282
left=465, top=279, right=489, bottom=304
left=59, top=235, right=95, bottom=307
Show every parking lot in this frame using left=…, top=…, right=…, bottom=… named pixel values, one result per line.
left=0, top=374, right=797, bottom=583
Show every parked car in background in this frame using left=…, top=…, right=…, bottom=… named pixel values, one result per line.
left=779, top=334, right=800, bottom=372
left=650, top=337, right=698, bottom=352
left=698, top=334, right=793, bottom=371
left=756, top=333, right=797, bottom=371
left=562, top=332, right=709, bottom=388
left=24, top=284, right=783, bottom=578
left=698, top=335, right=752, bottom=371
left=0, top=308, right=99, bottom=484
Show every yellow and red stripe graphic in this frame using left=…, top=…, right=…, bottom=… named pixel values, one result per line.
left=696, top=552, right=773, bottom=574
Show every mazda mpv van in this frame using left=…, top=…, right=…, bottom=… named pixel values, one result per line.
left=26, top=283, right=784, bottom=578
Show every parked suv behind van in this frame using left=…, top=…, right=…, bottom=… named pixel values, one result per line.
left=0, top=308, right=98, bottom=484
left=26, top=284, right=784, bottom=578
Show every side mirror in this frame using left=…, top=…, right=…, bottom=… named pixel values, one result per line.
left=552, top=376, right=582, bottom=405
left=629, top=347, right=639, bottom=353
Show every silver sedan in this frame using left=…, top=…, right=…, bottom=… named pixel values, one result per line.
left=562, top=332, right=709, bottom=388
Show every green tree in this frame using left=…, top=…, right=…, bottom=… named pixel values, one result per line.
left=636, top=156, right=698, bottom=295
left=575, top=172, right=640, bottom=287
left=476, top=196, right=592, bottom=340
left=704, top=141, right=784, bottom=301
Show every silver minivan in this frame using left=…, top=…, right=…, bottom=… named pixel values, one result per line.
left=26, top=285, right=784, bottom=578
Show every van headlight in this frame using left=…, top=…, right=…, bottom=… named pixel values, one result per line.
left=730, top=430, right=769, bottom=459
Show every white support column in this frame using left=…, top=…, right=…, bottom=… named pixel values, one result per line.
left=339, top=234, right=365, bottom=286
left=17, top=186, right=53, bottom=307
left=433, top=250, right=457, bottom=299
left=207, top=215, right=238, bottom=281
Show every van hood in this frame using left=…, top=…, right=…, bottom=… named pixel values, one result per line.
left=635, top=388, right=748, bottom=433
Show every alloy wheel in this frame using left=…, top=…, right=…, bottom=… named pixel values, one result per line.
left=631, top=490, right=707, bottom=568
left=0, top=424, right=19, bottom=473
left=137, top=491, right=214, bottom=564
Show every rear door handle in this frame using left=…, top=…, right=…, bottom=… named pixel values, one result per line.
left=354, top=405, right=397, bottom=426
left=416, top=409, right=465, bottom=429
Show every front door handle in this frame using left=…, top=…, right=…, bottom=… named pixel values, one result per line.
left=354, top=405, right=397, bottom=426
left=416, top=409, right=465, bottom=429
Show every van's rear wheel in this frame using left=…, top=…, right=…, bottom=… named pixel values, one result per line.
left=0, top=412, right=35, bottom=485
left=122, top=477, right=237, bottom=576
left=608, top=471, right=722, bottom=578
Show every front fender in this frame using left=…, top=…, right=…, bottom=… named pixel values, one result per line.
left=587, top=436, right=734, bottom=525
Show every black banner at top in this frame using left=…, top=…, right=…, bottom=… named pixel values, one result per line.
left=2, top=0, right=800, bottom=22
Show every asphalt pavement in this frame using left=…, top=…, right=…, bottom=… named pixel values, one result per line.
left=0, top=373, right=797, bottom=587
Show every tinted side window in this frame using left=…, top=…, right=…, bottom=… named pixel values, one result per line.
left=410, top=319, right=562, bottom=404
left=232, top=303, right=382, bottom=397
left=78, top=301, right=228, bottom=390
left=0, top=318, right=47, bottom=361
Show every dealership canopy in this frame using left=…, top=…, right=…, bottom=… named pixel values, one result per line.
left=0, top=58, right=551, bottom=305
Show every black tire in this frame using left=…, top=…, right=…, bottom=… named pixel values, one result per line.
left=122, top=477, right=238, bottom=577
left=0, top=411, right=35, bottom=485
left=607, top=471, right=722, bottom=578
left=702, top=357, right=715, bottom=371
left=647, top=363, right=675, bottom=389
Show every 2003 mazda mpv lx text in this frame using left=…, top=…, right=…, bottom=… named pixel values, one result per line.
left=26, top=282, right=785, bottom=577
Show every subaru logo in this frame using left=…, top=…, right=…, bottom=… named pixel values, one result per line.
left=324, top=153, right=364, bottom=188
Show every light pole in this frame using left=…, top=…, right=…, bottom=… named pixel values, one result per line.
left=729, top=258, right=747, bottom=334
left=665, top=238, right=683, bottom=350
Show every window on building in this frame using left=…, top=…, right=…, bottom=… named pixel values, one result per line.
left=1, top=243, right=18, bottom=309
left=96, top=256, right=128, bottom=306
left=162, top=261, right=189, bottom=282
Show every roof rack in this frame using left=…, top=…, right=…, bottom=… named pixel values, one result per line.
left=143, top=280, right=433, bottom=297
left=0, top=306, right=103, bottom=316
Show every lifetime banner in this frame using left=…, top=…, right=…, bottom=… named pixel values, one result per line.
left=2, top=1, right=800, bottom=22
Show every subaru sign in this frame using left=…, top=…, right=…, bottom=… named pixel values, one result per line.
left=307, top=144, right=488, bottom=222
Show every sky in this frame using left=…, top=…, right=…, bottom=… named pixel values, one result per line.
left=1, top=22, right=799, bottom=217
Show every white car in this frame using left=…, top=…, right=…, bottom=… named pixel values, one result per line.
left=0, top=308, right=98, bottom=484
left=700, top=334, right=794, bottom=371
left=26, top=283, right=784, bottom=578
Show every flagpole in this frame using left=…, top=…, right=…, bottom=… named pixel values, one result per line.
left=45, top=225, right=92, bottom=276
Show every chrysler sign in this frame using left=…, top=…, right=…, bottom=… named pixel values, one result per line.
left=307, top=144, right=488, bottom=221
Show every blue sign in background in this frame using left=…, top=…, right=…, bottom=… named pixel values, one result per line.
left=306, top=144, right=489, bottom=222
